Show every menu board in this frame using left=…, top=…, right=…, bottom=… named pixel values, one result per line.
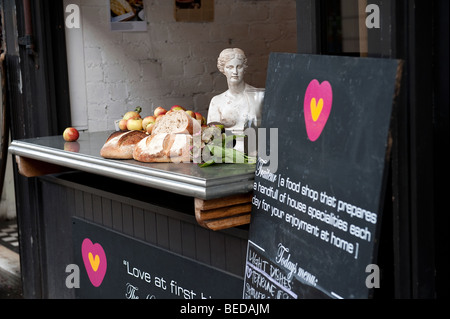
left=244, top=53, right=402, bottom=299
left=73, top=218, right=243, bottom=299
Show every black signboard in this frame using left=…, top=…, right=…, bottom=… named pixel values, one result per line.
left=244, top=53, right=402, bottom=299
left=72, top=218, right=243, bottom=299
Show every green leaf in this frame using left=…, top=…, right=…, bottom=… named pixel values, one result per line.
left=198, top=134, right=257, bottom=168
left=198, top=159, right=216, bottom=168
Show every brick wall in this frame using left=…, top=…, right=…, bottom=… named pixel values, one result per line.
left=72, top=0, right=297, bottom=132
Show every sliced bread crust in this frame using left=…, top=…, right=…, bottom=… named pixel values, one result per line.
left=133, top=133, right=192, bottom=163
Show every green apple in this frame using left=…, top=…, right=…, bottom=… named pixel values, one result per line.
left=127, top=118, right=143, bottom=131
left=171, top=105, right=186, bottom=112
left=123, top=106, right=142, bottom=120
left=146, top=122, right=156, bottom=134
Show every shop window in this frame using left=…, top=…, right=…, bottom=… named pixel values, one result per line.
left=321, top=0, right=380, bottom=57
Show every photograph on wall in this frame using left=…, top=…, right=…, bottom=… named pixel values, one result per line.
left=110, top=0, right=147, bottom=32
left=174, top=0, right=214, bottom=22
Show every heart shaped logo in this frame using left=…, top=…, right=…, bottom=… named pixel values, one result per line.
left=304, top=80, right=333, bottom=142
left=82, top=238, right=107, bottom=287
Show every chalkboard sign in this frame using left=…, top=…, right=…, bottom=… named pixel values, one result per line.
left=244, top=53, right=402, bottom=299
left=72, top=218, right=243, bottom=299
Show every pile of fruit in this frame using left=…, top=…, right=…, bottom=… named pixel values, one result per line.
left=119, top=106, right=207, bottom=134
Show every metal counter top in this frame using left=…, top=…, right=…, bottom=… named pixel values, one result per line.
left=8, top=131, right=256, bottom=200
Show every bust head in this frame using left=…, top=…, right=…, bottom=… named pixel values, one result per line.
left=217, top=48, right=248, bottom=75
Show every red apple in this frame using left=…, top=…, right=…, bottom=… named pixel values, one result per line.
left=146, top=122, right=156, bottom=134
left=119, top=119, right=129, bottom=131
left=154, top=107, right=167, bottom=117
left=185, top=110, right=195, bottom=118
left=63, top=127, right=80, bottom=142
left=142, top=116, right=156, bottom=130
left=171, top=105, right=186, bottom=112
left=127, top=118, right=143, bottom=131
left=195, top=112, right=203, bottom=122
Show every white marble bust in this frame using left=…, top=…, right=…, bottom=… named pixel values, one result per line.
left=207, top=48, right=264, bottom=135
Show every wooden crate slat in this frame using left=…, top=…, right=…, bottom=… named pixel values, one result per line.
left=195, top=192, right=253, bottom=231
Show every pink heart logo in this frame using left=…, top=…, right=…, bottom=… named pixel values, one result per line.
left=304, top=80, right=333, bottom=142
left=81, top=238, right=107, bottom=287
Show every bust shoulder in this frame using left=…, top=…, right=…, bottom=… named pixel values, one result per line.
left=210, top=92, right=227, bottom=104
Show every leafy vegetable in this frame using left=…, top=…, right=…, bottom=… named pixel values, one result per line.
left=198, top=134, right=256, bottom=168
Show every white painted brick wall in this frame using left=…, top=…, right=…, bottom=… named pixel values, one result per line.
left=72, top=0, right=297, bottom=132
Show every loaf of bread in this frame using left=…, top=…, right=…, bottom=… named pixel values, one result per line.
left=133, top=133, right=192, bottom=163
left=101, top=111, right=200, bottom=163
left=100, top=130, right=147, bottom=159
left=152, top=110, right=201, bottom=136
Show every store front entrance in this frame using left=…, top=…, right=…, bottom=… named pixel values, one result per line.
left=0, top=0, right=447, bottom=299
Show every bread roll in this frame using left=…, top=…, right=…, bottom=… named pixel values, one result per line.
left=110, top=0, right=134, bottom=16
left=100, top=130, right=147, bottom=159
left=133, top=133, right=192, bottom=163
left=152, top=110, right=200, bottom=136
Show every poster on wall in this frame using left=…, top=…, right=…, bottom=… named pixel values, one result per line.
left=174, top=0, right=214, bottom=22
left=110, top=0, right=147, bottom=32
left=243, top=53, right=403, bottom=299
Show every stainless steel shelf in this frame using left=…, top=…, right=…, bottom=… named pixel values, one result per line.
left=9, top=131, right=256, bottom=200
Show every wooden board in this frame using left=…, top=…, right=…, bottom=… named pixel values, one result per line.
left=15, top=156, right=71, bottom=178
left=195, top=192, right=252, bottom=231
